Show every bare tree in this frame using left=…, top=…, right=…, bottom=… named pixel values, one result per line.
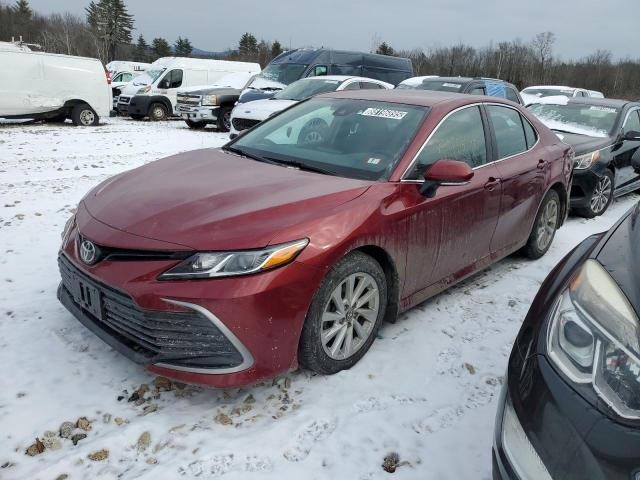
left=531, top=31, right=556, bottom=83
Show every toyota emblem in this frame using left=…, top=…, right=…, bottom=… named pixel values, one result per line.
left=79, top=239, right=97, bottom=265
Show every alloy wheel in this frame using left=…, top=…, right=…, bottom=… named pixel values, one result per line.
left=321, top=272, right=379, bottom=360
left=536, top=198, right=558, bottom=251
left=590, top=175, right=612, bottom=214
left=222, top=111, right=232, bottom=131
left=79, top=109, right=95, bottom=126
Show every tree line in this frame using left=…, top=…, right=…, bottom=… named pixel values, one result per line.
left=1, top=0, right=638, bottom=99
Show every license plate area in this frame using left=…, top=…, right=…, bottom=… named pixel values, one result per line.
left=69, top=276, right=103, bottom=321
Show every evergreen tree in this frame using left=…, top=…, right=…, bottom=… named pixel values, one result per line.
left=376, top=42, right=395, bottom=56
left=174, top=36, right=193, bottom=57
left=12, top=0, right=31, bottom=18
left=151, top=37, right=172, bottom=59
left=133, top=34, right=149, bottom=62
left=271, top=40, right=283, bottom=58
left=238, top=32, right=258, bottom=59
left=85, top=0, right=134, bottom=62
left=11, top=0, right=32, bottom=41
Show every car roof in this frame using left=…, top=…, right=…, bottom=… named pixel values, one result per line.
left=317, top=89, right=514, bottom=108
left=425, top=76, right=514, bottom=85
left=524, top=85, right=575, bottom=91
left=299, top=75, right=383, bottom=83
left=567, top=97, right=638, bottom=109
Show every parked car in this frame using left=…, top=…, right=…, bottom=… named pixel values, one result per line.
left=117, top=57, right=260, bottom=120
left=0, top=44, right=111, bottom=126
left=237, top=48, right=413, bottom=104
left=399, top=76, right=524, bottom=104
left=106, top=61, right=151, bottom=108
left=175, top=71, right=259, bottom=131
left=229, top=75, right=393, bottom=137
left=521, top=85, right=605, bottom=105
left=528, top=97, right=640, bottom=217
left=493, top=202, right=640, bottom=480
left=57, top=90, right=571, bottom=387
left=396, top=75, right=438, bottom=89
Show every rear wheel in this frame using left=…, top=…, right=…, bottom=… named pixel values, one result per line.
left=216, top=106, right=232, bottom=132
left=185, top=120, right=207, bottom=129
left=148, top=102, right=168, bottom=121
left=299, top=251, right=387, bottom=375
left=71, top=104, right=98, bottom=126
left=575, top=169, right=614, bottom=218
left=523, top=189, right=560, bottom=259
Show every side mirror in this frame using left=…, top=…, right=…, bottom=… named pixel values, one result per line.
left=419, top=159, right=474, bottom=197
left=624, top=130, right=640, bottom=141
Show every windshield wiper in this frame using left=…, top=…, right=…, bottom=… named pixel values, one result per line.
left=222, top=146, right=278, bottom=165
left=264, top=157, right=337, bottom=176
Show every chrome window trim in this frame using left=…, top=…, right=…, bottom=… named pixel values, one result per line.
left=399, top=102, right=540, bottom=182
left=155, top=298, right=255, bottom=374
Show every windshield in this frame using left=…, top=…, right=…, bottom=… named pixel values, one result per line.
left=523, top=88, right=575, bottom=98
left=273, top=78, right=342, bottom=101
left=257, top=63, right=308, bottom=87
left=230, top=98, right=428, bottom=181
left=528, top=103, right=619, bottom=137
left=132, top=68, right=165, bottom=86
left=409, top=80, right=468, bottom=92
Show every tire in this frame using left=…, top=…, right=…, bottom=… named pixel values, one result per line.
left=523, top=189, right=561, bottom=259
left=130, top=114, right=145, bottom=120
left=298, top=251, right=387, bottom=375
left=216, top=106, right=232, bottom=132
left=71, top=104, right=98, bottom=126
left=298, top=118, right=329, bottom=144
left=148, top=102, right=168, bottom=121
left=186, top=120, right=207, bottom=129
left=575, top=169, right=614, bottom=218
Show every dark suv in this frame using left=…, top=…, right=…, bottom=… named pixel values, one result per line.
left=398, top=76, right=523, bottom=104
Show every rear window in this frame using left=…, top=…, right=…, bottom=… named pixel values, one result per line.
left=412, top=80, right=466, bottom=92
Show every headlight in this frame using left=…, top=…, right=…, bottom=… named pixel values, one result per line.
left=573, top=150, right=601, bottom=170
left=136, top=85, right=151, bottom=94
left=61, top=212, right=76, bottom=246
left=158, top=239, right=308, bottom=280
left=547, top=259, right=640, bottom=419
left=202, top=94, right=217, bottom=106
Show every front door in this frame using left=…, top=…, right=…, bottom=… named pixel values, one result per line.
left=613, top=108, right=640, bottom=192
left=401, top=105, right=502, bottom=297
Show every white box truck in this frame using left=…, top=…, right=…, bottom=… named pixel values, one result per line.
left=116, top=57, right=260, bottom=120
left=0, top=42, right=112, bottom=126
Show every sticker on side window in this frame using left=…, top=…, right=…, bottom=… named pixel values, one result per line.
left=360, top=108, right=407, bottom=120
left=442, top=83, right=462, bottom=89
left=589, top=106, right=617, bottom=113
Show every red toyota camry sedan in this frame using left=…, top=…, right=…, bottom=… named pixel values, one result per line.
left=58, top=90, right=573, bottom=387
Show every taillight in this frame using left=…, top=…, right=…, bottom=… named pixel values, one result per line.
left=106, top=70, right=111, bottom=85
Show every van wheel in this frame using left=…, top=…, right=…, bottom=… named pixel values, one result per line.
left=130, top=114, right=145, bottom=120
left=298, top=251, right=387, bottom=375
left=523, top=189, right=560, bottom=259
left=71, top=104, right=98, bottom=126
left=185, top=120, right=207, bottom=129
left=216, top=107, right=232, bottom=132
left=149, top=103, right=168, bottom=121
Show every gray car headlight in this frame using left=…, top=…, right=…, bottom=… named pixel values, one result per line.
left=547, top=259, right=640, bottom=419
left=574, top=150, right=601, bottom=170
left=158, top=239, right=308, bottom=280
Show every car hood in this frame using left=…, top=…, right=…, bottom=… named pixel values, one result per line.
left=234, top=99, right=297, bottom=120
left=597, top=203, right=640, bottom=316
left=83, top=149, right=371, bottom=251
left=555, top=132, right=612, bottom=156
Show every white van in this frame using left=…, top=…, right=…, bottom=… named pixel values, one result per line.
left=0, top=44, right=111, bottom=126
left=116, top=57, right=261, bottom=120
left=106, top=61, right=151, bottom=108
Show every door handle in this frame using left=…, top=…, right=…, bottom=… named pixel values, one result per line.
left=484, top=177, right=501, bottom=190
left=537, top=159, right=547, bottom=170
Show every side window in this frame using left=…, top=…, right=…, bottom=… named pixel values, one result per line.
left=112, top=73, right=123, bottom=82
left=505, top=88, right=521, bottom=104
left=342, top=81, right=360, bottom=90
left=313, top=65, right=328, bottom=76
left=522, top=117, right=538, bottom=149
left=487, top=105, right=528, bottom=159
left=360, top=82, right=384, bottom=90
left=623, top=110, right=640, bottom=133
left=122, top=73, right=133, bottom=82
left=407, top=106, right=487, bottom=178
left=159, top=69, right=183, bottom=89
left=469, top=87, right=485, bottom=95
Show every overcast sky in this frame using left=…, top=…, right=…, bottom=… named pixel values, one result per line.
left=24, top=0, right=637, bottom=59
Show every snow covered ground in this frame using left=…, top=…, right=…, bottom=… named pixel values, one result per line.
left=0, top=117, right=637, bottom=480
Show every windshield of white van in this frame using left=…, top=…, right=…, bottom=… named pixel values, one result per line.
left=132, top=68, right=165, bottom=85
left=258, top=63, right=308, bottom=87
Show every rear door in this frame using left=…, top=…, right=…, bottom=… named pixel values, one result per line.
left=613, top=107, right=640, bottom=190
left=485, top=104, right=546, bottom=256
left=401, top=104, right=502, bottom=295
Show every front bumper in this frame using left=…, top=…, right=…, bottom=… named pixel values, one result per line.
left=570, top=169, right=604, bottom=209
left=176, top=104, right=220, bottom=122
left=57, top=215, right=324, bottom=388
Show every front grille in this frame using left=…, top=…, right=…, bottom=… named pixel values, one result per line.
left=232, top=117, right=261, bottom=131
left=177, top=94, right=201, bottom=106
left=118, top=96, right=131, bottom=105
left=58, top=254, right=243, bottom=369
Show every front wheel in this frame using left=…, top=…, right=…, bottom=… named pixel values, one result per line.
left=71, top=104, right=98, bottom=126
left=575, top=169, right=614, bottom=218
left=523, top=189, right=560, bottom=259
left=148, top=102, right=168, bottom=121
left=299, top=251, right=387, bottom=375
left=216, top=106, right=232, bottom=132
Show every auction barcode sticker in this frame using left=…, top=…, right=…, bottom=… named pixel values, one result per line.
left=589, top=106, right=617, bottom=113
left=360, top=108, right=408, bottom=120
